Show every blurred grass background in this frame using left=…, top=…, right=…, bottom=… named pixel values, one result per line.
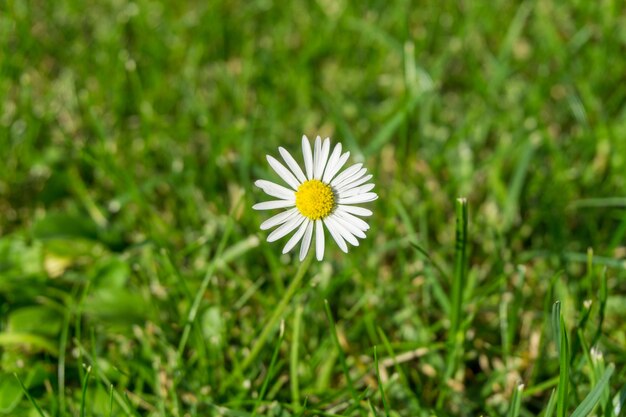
left=1, top=0, right=626, bottom=415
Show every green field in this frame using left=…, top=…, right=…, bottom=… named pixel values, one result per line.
left=1, top=0, right=626, bottom=416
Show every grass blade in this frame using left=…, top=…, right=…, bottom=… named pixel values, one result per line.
left=438, top=198, right=469, bottom=408
left=551, top=301, right=562, bottom=356
left=13, top=374, right=45, bottom=417
left=450, top=197, right=468, bottom=335
left=613, top=382, right=626, bottom=417
left=592, top=267, right=609, bottom=347
left=374, top=347, right=391, bottom=417
left=368, top=399, right=379, bottom=416
left=58, top=310, right=70, bottom=416
left=568, top=197, right=626, bottom=209
left=74, top=340, right=137, bottom=417
left=363, top=95, right=421, bottom=156
left=508, top=383, right=524, bottom=417
left=109, top=385, right=114, bottom=417
left=503, top=138, right=535, bottom=230
left=252, top=321, right=286, bottom=417
left=177, top=211, right=236, bottom=360
left=376, top=327, right=422, bottom=410
left=544, top=388, right=558, bottom=417
left=553, top=302, right=570, bottom=417
left=570, top=363, right=614, bottom=417
left=80, top=365, right=92, bottom=417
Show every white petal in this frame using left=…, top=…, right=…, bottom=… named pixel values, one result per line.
left=332, top=214, right=366, bottom=239
left=336, top=174, right=373, bottom=193
left=282, top=219, right=309, bottom=254
left=323, top=217, right=348, bottom=253
left=299, top=220, right=314, bottom=260
left=279, top=147, right=307, bottom=183
left=267, top=155, right=301, bottom=190
left=314, top=138, right=330, bottom=180
left=337, top=192, right=378, bottom=204
left=330, top=163, right=363, bottom=187
left=323, top=151, right=350, bottom=184
left=326, top=216, right=359, bottom=246
left=302, top=135, right=313, bottom=179
left=255, top=180, right=296, bottom=200
left=253, top=200, right=296, bottom=210
left=267, top=214, right=305, bottom=242
left=260, top=208, right=299, bottom=230
left=338, top=204, right=372, bottom=217
left=334, top=167, right=367, bottom=190
left=321, top=143, right=342, bottom=183
left=312, top=136, right=322, bottom=180
left=335, top=208, right=371, bottom=231
left=315, top=219, right=325, bottom=261
left=338, top=183, right=375, bottom=199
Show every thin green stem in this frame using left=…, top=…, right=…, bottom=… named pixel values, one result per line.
left=243, top=251, right=313, bottom=371
left=224, top=251, right=314, bottom=391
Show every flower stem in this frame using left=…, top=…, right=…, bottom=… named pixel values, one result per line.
left=226, top=251, right=314, bottom=390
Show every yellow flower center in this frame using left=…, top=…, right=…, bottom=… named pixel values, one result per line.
left=295, top=180, right=335, bottom=220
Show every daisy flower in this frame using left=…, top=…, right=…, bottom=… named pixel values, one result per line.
left=253, top=135, right=378, bottom=261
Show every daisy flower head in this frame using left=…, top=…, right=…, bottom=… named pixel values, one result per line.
left=253, top=135, right=378, bottom=261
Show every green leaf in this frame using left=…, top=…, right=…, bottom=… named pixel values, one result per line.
left=32, top=213, right=99, bottom=240
left=0, top=376, right=23, bottom=414
left=201, top=306, right=224, bottom=347
left=8, top=306, right=63, bottom=337
left=42, top=238, right=106, bottom=259
left=0, top=333, right=59, bottom=355
left=92, top=257, right=130, bottom=288
left=0, top=237, right=45, bottom=280
left=86, top=288, right=149, bottom=324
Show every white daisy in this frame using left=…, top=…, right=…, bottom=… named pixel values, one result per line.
left=253, top=135, right=378, bottom=261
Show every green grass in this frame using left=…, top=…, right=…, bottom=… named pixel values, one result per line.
left=1, top=0, right=626, bottom=416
